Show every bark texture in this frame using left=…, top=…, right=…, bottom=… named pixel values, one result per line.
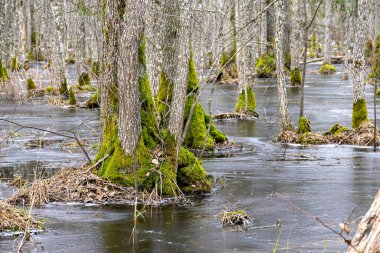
left=347, top=189, right=380, bottom=253
left=324, top=0, right=332, bottom=64
left=275, top=0, right=292, bottom=132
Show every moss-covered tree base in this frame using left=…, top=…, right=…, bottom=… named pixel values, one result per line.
left=235, top=87, right=256, bottom=115
left=297, top=116, right=311, bottom=134
left=290, top=67, right=302, bottom=85
left=256, top=53, right=276, bottom=78
left=319, top=63, right=337, bottom=75
left=352, top=99, right=371, bottom=128
left=323, top=124, right=350, bottom=136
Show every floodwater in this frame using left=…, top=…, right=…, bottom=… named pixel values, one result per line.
left=0, top=63, right=380, bottom=252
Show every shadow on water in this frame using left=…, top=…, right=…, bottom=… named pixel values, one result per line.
left=0, top=64, right=380, bottom=252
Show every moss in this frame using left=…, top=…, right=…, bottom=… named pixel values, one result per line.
left=86, top=89, right=99, bottom=108
left=26, top=78, right=36, bottom=90
left=284, top=51, right=291, bottom=71
left=177, top=147, right=211, bottom=194
left=352, top=98, right=370, bottom=128
left=298, top=132, right=322, bottom=145
left=235, top=87, right=256, bottom=114
left=31, top=31, right=37, bottom=47
left=290, top=67, right=302, bottom=85
left=156, top=70, right=173, bottom=126
left=319, top=63, right=337, bottom=75
left=69, top=87, right=77, bottom=105
left=66, top=57, right=76, bottom=64
left=10, top=56, right=20, bottom=72
left=59, top=78, right=68, bottom=95
left=376, top=88, right=380, bottom=97
left=78, top=72, right=91, bottom=87
left=91, top=61, right=99, bottom=77
left=46, top=86, right=54, bottom=95
left=318, top=43, right=323, bottom=53
left=24, top=61, right=29, bottom=71
left=297, top=116, right=311, bottom=134
left=323, top=124, right=351, bottom=136
left=255, top=53, right=276, bottom=78
left=0, top=59, right=9, bottom=81
left=187, top=50, right=199, bottom=94
left=369, top=35, right=380, bottom=81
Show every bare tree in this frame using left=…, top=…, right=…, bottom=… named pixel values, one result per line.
left=323, top=0, right=332, bottom=64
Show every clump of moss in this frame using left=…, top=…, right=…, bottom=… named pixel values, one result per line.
left=297, top=116, right=311, bottom=134
left=309, top=32, right=317, bottom=58
left=0, top=59, right=9, bottom=81
left=86, top=89, right=99, bottom=108
left=59, top=78, right=68, bottom=95
left=26, top=78, right=36, bottom=90
left=10, top=56, right=20, bottom=72
left=66, top=57, right=76, bottom=64
left=184, top=50, right=227, bottom=150
left=177, top=147, right=211, bottom=194
left=365, top=39, right=373, bottom=60
left=285, top=51, right=291, bottom=71
left=318, top=43, right=323, bottom=54
left=68, top=87, right=76, bottom=105
left=369, top=35, right=380, bottom=81
left=235, top=87, right=256, bottom=114
left=78, top=72, right=91, bottom=87
left=352, top=98, right=370, bottom=128
left=319, top=62, right=337, bottom=75
left=156, top=71, right=173, bottom=126
left=24, top=60, right=29, bottom=71
left=290, top=67, right=302, bottom=85
left=255, top=53, right=276, bottom=78
left=46, top=86, right=54, bottom=95
left=91, top=61, right=99, bottom=77
left=323, top=124, right=350, bottom=136
left=376, top=88, right=380, bottom=97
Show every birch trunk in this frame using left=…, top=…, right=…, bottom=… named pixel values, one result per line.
left=347, top=189, right=380, bottom=253
left=275, top=0, right=292, bottom=132
left=260, top=0, right=267, bottom=55
left=324, top=0, right=332, bottom=64
left=352, top=0, right=370, bottom=128
left=290, top=0, right=301, bottom=70
left=0, top=0, right=5, bottom=61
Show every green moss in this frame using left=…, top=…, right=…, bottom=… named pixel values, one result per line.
left=156, top=71, right=173, bottom=126
left=24, top=61, right=29, bottom=71
left=86, top=89, right=99, bottom=108
left=78, top=72, right=91, bottom=87
left=66, top=57, right=76, bottom=64
left=297, top=116, right=311, bottom=134
left=69, top=87, right=77, bottom=105
left=177, top=147, right=211, bottom=194
left=187, top=50, right=199, bottom=94
left=0, top=59, right=9, bottom=81
left=319, top=63, right=337, bottom=75
left=26, top=78, right=36, bottom=90
left=284, top=51, right=291, bottom=71
left=298, top=132, right=322, bottom=145
left=376, top=88, right=380, bottom=97
left=46, top=86, right=54, bottom=95
left=309, top=32, right=317, bottom=58
left=318, top=43, right=323, bottom=53
left=235, top=87, right=256, bottom=114
left=323, top=124, right=351, bottom=136
left=10, top=56, right=20, bottom=72
left=59, top=78, right=68, bottom=95
left=369, top=35, right=380, bottom=81
left=91, top=61, right=100, bottom=77
left=31, top=31, right=37, bottom=47
left=255, top=53, right=276, bottom=78
left=352, top=98, right=370, bottom=128
left=290, top=67, right=302, bottom=85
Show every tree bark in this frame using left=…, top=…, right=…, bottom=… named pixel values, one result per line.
left=118, top=0, right=145, bottom=155
left=324, top=0, right=332, bottom=64
left=347, top=189, right=380, bottom=253
left=275, top=0, right=292, bottom=132
left=260, top=0, right=267, bottom=55
left=290, top=0, right=301, bottom=71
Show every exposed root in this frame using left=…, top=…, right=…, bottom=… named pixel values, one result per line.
left=8, top=165, right=164, bottom=206
left=276, top=126, right=380, bottom=146
left=0, top=201, right=42, bottom=234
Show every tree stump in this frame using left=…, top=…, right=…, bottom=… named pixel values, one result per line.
left=347, top=189, right=380, bottom=253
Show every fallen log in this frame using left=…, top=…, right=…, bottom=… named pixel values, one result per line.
left=347, top=189, right=380, bottom=253
left=212, top=112, right=259, bottom=120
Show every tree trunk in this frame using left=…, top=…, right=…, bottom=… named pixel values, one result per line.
left=235, top=0, right=256, bottom=115
left=50, top=0, right=67, bottom=85
left=0, top=0, right=5, bottom=62
left=352, top=0, right=370, bottom=128
left=324, top=0, right=332, bottom=64
left=260, top=0, right=267, bottom=55
left=343, top=2, right=353, bottom=81
left=290, top=0, right=302, bottom=85
left=347, top=189, right=380, bottom=253
left=275, top=0, right=292, bottom=132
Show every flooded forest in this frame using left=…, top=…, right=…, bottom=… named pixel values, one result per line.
left=1, top=0, right=380, bottom=252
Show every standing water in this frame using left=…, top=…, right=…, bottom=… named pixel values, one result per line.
left=0, top=63, right=379, bottom=252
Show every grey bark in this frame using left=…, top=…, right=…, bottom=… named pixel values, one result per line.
left=118, top=0, right=145, bottom=154
left=290, top=0, right=302, bottom=70
left=275, top=0, right=292, bottom=132
left=323, top=0, right=332, bottom=64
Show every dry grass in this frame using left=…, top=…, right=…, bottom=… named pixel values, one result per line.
left=0, top=201, right=42, bottom=233
left=8, top=164, right=162, bottom=206
left=218, top=209, right=253, bottom=227
left=277, top=126, right=380, bottom=146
